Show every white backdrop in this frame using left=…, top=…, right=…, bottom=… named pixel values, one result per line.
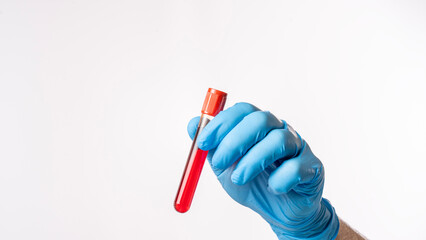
left=1, top=1, right=426, bottom=239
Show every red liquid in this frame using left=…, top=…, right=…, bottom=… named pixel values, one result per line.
left=174, top=148, right=209, bottom=213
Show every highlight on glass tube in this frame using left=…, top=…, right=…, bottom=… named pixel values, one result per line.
left=174, top=88, right=227, bottom=213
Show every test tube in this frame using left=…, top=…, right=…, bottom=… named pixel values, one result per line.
left=174, top=88, right=227, bottom=213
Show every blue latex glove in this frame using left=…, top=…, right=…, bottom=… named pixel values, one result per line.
left=187, top=103, right=340, bottom=240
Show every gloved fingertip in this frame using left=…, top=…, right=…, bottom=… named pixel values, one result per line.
left=268, top=175, right=296, bottom=195
left=197, top=140, right=209, bottom=151
left=267, top=185, right=282, bottom=195
left=211, top=155, right=224, bottom=170
left=196, top=124, right=214, bottom=150
left=230, top=172, right=244, bottom=185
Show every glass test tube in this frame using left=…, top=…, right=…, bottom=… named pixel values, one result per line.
left=174, top=88, right=227, bottom=213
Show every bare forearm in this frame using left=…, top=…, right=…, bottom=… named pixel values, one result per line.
left=336, top=219, right=366, bottom=240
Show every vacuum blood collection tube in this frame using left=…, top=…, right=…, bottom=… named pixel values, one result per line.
left=174, top=88, right=227, bottom=213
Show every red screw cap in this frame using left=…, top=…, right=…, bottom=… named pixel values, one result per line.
left=201, top=88, right=227, bottom=117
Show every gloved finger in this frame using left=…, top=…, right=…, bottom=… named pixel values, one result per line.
left=230, top=127, right=303, bottom=185
left=197, top=102, right=260, bottom=151
left=267, top=144, right=322, bottom=195
left=187, top=116, right=200, bottom=140
left=186, top=116, right=225, bottom=176
left=212, top=111, right=284, bottom=169
left=206, top=148, right=226, bottom=176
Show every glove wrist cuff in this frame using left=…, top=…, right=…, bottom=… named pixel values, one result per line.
left=271, top=198, right=340, bottom=240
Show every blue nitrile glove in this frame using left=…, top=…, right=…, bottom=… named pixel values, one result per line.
left=187, top=102, right=339, bottom=240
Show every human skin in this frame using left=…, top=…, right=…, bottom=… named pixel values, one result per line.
left=336, top=219, right=366, bottom=240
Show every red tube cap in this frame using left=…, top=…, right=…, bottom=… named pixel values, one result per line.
left=201, top=88, right=227, bottom=117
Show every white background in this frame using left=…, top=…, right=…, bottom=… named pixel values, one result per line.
left=1, top=1, right=426, bottom=239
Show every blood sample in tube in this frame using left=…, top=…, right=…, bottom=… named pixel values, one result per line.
left=174, top=88, right=227, bottom=213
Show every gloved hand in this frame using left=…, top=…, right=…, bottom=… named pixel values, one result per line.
left=187, top=102, right=340, bottom=240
